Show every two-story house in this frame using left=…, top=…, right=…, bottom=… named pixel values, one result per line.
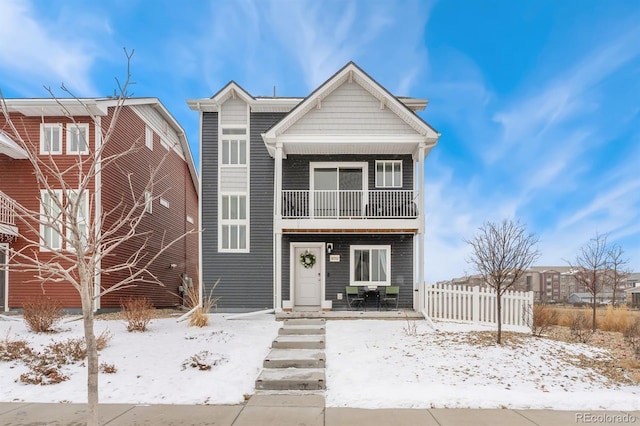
left=0, top=98, right=199, bottom=311
left=189, top=62, right=439, bottom=312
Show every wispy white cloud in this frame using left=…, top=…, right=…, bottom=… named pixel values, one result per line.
left=0, top=0, right=104, bottom=95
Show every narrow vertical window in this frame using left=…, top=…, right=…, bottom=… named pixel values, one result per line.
left=145, top=126, right=153, bottom=150
left=375, top=160, right=402, bottom=188
left=40, top=124, right=62, bottom=155
left=220, top=194, right=247, bottom=251
left=40, top=190, right=63, bottom=250
left=220, top=128, right=247, bottom=165
left=66, top=124, right=89, bottom=154
left=66, top=190, right=89, bottom=248
left=144, top=191, right=152, bottom=213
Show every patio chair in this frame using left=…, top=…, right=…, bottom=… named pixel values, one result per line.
left=380, top=286, right=399, bottom=310
left=345, top=286, right=365, bottom=310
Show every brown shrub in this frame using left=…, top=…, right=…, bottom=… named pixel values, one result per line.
left=100, top=363, right=117, bottom=374
left=186, top=278, right=220, bottom=328
left=121, top=296, right=155, bottom=332
left=22, top=295, right=63, bottom=333
left=569, top=310, right=593, bottom=343
left=0, top=335, right=34, bottom=361
left=530, top=304, right=560, bottom=337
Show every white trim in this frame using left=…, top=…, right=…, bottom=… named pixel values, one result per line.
left=65, top=189, right=89, bottom=250
left=274, top=232, right=282, bottom=311
left=65, top=123, right=90, bottom=155
left=350, top=245, right=391, bottom=286
left=94, top=117, right=102, bottom=311
left=309, top=161, right=368, bottom=219
left=160, top=197, right=170, bottom=208
left=218, top=193, right=249, bottom=252
left=187, top=215, right=194, bottom=224
left=289, top=242, right=326, bottom=309
left=0, top=243, right=8, bottom=312
left=198, top=111, right=204, bottom=308
left=40, top=123, right=62, bottom=155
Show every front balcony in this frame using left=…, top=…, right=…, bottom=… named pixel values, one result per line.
left=277, top=190, right=421, bottom=233
left=0, top=191, right=18, bottom=241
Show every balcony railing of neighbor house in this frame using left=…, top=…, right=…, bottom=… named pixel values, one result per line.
left=0, top=191, right=16, bottom=227
left=421, top=283, right=534, bottom=328
left=281, top=190, right=418, bottom=219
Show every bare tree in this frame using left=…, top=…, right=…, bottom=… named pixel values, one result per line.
left=568, top=233, right=609, bottom=332
left=0, top=50, right=196, bottom=426
left=466, top=219, right=540, bottom=344
left=606, top=244, right=629, bottom=307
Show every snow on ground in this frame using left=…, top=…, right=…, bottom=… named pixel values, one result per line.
left=0, top=313, right=279, bottom=404
left=1, top=314, right=640, bottom=409
left=325, top=319, right=640, bottom=410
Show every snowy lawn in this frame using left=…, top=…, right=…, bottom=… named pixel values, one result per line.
left=0, top=313, right=279, bottom=404
left=2, top=314, right=640, bottom=410
left=326, top=319, right=640, bottom=410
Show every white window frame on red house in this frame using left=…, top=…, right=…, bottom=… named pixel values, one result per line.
left=40, top=124, right=63, bottom=155
left=66, top=123, right=90, bottom=155
left=65, top=189, right=90, bottom=249
left=40, top=189, right=63, bottom=251
left=145, top=126, right=154, bottom=150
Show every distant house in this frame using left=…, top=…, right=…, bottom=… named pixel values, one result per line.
left=0, top=98, right=199, bottom=311
left=188, top=62, right=439, bottom=312
left=567, top=292, right=613, bottom=305
left=626, top=286, right=640, bottom=308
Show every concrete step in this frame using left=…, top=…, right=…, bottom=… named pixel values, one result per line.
left=255, top=368, right=325, bottom=391
left=283, top=318, right=326, bottom=326
left=272, top=335, right=325, bottom=349
left=263, top=349, right=325, bottom=368
left=278, top=324, right=326, bottom=335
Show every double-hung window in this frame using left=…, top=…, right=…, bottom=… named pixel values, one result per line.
left=220, top=195, right=247, bottom=251
left=66, top=190, right=89, bottom=248
left=40, top=190, right=63, bottom=250
left=40, top=124, right=62, bottom=155
left=66, top=123, right=89, bottom=154
left=221, top=128, right=247, bottom=165
left=375, top=160, right=402, bottom=188
left=145, top=126, right=154, bottom=150
left=350, top=245, right=391, bottom=286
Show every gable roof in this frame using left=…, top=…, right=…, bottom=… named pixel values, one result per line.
left=262, top=61, right=440, bottom=144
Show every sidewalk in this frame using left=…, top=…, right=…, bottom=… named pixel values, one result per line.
left=1, top=395, right=638, bottom=425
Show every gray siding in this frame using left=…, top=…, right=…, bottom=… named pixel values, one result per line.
left=282, top=154, right=414, bottom=190
left=201, top=111, right=285, bottom=311
left=282, top=234, right=414, bottom=310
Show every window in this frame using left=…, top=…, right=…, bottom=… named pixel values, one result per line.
left=145, top=126, right=153, bottom=150
left=66, top=190, right=89, bottom=247
left=144, top=191, right=152, bottom=213
left=160, top=197, right=170, bottom=208
left=186, top=215, right=194, bottom=224
left=40, top=124, right=62, bottom=154
left=350, top=245, right=391, bottom=286
left=40, top=190, right=63, bottom=250
left=375, top=160, right=402, bottom=188
left=221, top=128, right=247, bottom=165
left=220, top=194, right=247, bottom=251
left=66, top=123, right=89, bottom=154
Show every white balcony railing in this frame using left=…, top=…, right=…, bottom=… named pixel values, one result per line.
left=281, top=190, right=418, bottom=219
left=0, top=191, right=16, bottom=226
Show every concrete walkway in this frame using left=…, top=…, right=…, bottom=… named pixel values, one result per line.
left=1, top=396, right=638, bottom=426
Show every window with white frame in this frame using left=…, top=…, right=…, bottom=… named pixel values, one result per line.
left=40, top=124, right=62, bottom=155
left=66, top=123, right=89, bottom=154
left=220, top=194, right=247, bottom=251
left=144, top=191, right=152, bottom=213
left=145, top=126, right=153, bottom=150
left=40, top=190, right=63, bottom=250
left=66, top=190, right=89, bottom=247
left=375, top=160, right=402, bottom=188
left=160, top=197, right=170, bottom=208
left=221, top=128, right=247, bottom=165
left=350, top=245, right=391, bottom=286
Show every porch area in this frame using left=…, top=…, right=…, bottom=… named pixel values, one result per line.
left=275, top=309, right=423, bottom=321
left=0, top=191, right=18, bottom=241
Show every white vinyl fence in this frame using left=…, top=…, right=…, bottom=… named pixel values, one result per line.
left=422, top=283, right=534, bottom=327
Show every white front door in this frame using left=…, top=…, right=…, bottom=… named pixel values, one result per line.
left=294, top=246, right=322, bottom=307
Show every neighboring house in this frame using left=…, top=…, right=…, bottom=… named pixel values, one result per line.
left=0, top=98, right=199, bottom=311
left=567, top=292, right=614, bottom=305
left=626, top=286, right=640, bottom=308
left=188, top=62, right=439, bottom=312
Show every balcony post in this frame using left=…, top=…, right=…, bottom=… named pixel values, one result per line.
left=416, top=144, right=426, bottom=309
left=274, top=144, right=283, bottom=219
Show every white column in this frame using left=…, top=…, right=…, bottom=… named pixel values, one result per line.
left=273, top=144, right=283, bottom=311
left=416, top=144, right=426, bottom=310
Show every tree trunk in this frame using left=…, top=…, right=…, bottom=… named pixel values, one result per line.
left=496, top=293, right=502, bottom=345
left=80, top=285, right=99, bottom=426
left=592, top=301, right=597, bottom=332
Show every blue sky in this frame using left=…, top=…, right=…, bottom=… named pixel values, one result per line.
left=1, top=0, right=638, bottom=282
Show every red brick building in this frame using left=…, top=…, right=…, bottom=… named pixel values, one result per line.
left=0, top=98, right=198, bottom=311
